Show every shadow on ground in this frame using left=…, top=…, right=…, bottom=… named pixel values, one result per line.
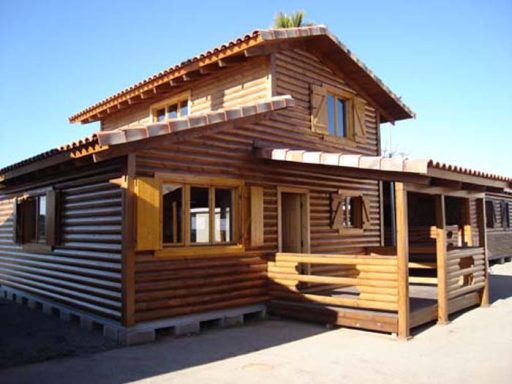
left=489, top=271, right=512, bottom=304
left=0, top=318, right=328, bottom=384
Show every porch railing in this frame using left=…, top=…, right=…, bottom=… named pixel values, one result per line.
left=446, top=247, right=486, bottom=299
left=268, top=252, right=399, bottom=311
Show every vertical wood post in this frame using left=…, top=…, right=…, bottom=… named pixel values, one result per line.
left=435, top=194, right=449, bottom=324
left=121, top=154, right=136, bottom=327
left=476, top=198, right=489, bottom=307
left=395, top=182, right=410, bottom=339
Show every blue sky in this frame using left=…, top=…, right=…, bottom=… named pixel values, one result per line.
left=1, top=0, right=511, bottom=176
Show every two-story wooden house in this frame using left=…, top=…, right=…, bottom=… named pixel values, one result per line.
left=1, top=26, right=510, bottom=343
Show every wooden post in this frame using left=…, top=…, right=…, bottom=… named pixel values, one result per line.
left=435, top=194, right=449, bottom=324
left=121, top=154, right=136, bottom=327
left=476, top=198, right=489, bottom=307
left=395, top=182, right=410, bottom=339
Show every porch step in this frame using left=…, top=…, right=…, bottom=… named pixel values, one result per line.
left=268, top=299, right=398, bottom=334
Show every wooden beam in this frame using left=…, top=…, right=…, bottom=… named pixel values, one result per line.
left=395, top=182, right=410, bottom=340
left=431, top=178, right=462, bottom=189
left=218, top=54, right=247, bottom=67
left=435, top=194, right=449, bottom=324
left=476, top=198, right=489, bottom=307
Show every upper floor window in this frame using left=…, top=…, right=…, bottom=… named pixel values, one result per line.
left=327, top=95, right=348, bottom=138
left=310, top=84, right=366, bottom=143
left=151, top=92, right=190, bottom=123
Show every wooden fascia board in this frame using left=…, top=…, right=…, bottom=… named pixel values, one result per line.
left=404, top=183, right=485, bottom=199
left=70, top=35, right=265, bottom=124
left=253, top=150, right=430, bottom=185
left=427, top=167, right=509, bottom=189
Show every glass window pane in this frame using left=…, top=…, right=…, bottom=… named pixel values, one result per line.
left=190, top=187, right=210, bottom=243
left=162, top=184, right=183, bottom=244
left=179, top=101, right=189, bottom=117
left=24, top=197, right=37, bottom=242
left=156, top=108, right=166, bottom=122
left=167, top=104, right=178, bottom=119
left=38, top=195, right=46, bottom=241
left=327, top=95, right=335, bottom=136
left=214, top=188, right=233, bottom=243
left=337, top=98, right=346, bottom=137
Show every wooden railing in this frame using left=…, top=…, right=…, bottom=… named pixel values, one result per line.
left=446, top=247, right=486, bottom=299
left=268, top=253, right=399, bottom=312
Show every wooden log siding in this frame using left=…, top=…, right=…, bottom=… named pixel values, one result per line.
left=100, top=56, right=271, bottom=132
left=485, top=193, right=512, bottom=260
left=445, top=247, right=486, bottom=300
left=133, top=139, right=381, bottom=322
left=119, top=47, right=383, bottom=324
left=268, top=253, right=399, bottom=312
left=274, top=49, right=379, bottom=155
left=0, top=166, right=124, bottom=321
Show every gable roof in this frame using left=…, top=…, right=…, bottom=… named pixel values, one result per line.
left=68, top=26, right=415, bottom=125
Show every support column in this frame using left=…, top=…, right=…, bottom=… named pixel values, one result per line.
left=435, top=194, right=449, bottom=324
left=476, top=198, right=489, bottom=307
left=395, top=183, right=410, bottom=340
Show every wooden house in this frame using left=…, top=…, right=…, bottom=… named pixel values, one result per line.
left=1, top=26, right=511, bottom=343
left=485, top=192, right=512, bottom=263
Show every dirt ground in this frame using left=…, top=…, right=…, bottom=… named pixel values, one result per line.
left=0, top=298, right=119, bottom=370
left=0, top=262, right=511, bottom=384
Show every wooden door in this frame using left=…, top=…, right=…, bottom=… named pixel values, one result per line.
left=281, top=192, right=303, bottom=252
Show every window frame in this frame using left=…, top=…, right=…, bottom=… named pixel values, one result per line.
left=331, top=189, right=370, bottom=235
left=156, top=174, right=244, bottom=258
left=485, top=200, right=496, bottom=229
left=502, top=201, right=510, bottom=229
left=15, top=187, right=58, bottom=251
left=324, top=85, right=355, bottom=141
left=150, top=91, right=191, bottom=123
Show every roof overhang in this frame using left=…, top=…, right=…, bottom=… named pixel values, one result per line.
left=255, top=148, right=512, bottom=193
left=69, top=26, right=414, bottom=125
left=0, top=96, right=294, bottom=184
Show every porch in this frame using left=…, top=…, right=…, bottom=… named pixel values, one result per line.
left=267, top=181, right=490, bottom=339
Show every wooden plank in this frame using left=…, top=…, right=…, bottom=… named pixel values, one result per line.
left=395, top=182, right=410, bottom=339
left=250, top=186, right=264, bottom=247
left=122, top=154, right=136, bottom=326
left=134, top=177, right=162, bottom=251
left=435, top=194, right=449, bottom=324
left=476, top=198, right=489, bottom=306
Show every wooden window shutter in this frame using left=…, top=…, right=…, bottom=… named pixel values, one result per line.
left=250, top=186, right=264, bottom=247
left=46, top=190, right=61, bottom=247
left=362, top=195, right=371, bottom=229
left=354, top=97, right=367, bottom=142
left=310, top=84, right=328, bottom=134
left=13, top=197, right=23, bottom=244
left=135, top=178, right=162, bottom=251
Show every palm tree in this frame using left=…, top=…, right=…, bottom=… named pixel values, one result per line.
left=273, top=11, right=311, bottom=28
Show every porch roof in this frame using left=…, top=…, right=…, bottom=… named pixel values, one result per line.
left=255, top=148, right=512, bottom=192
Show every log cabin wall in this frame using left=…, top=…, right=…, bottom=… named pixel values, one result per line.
left=486, top=192, right=512, bottom=260
left=131, top=49, right=383, bottom=323
left=0, top=160, right=125, bottom=323
left=100, top=56, right=272, bottom=131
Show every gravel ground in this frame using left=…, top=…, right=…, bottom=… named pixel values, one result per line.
left=0, top=262, right=511, bottom=383
left=0, top=298, right=119, bottom=370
